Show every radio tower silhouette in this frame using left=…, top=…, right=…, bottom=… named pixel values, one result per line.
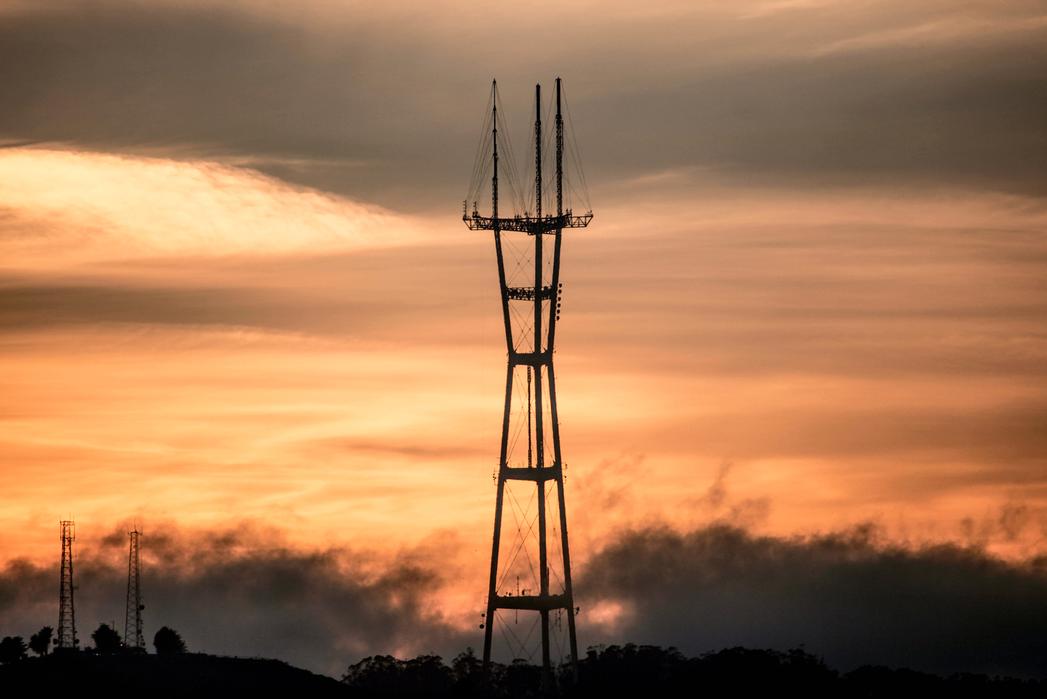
left=57, top=520, right=78, bottom=650
left=464, top=77, right=592, bottom=682
left=124, top=526, right=145, bottom=651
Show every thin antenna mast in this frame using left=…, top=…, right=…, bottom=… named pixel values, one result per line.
left=492, top=81, right=498, bottom=223
left=556, top=77, right=563, bottom=217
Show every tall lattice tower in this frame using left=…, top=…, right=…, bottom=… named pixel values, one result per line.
left=463, top=78, right=592, bottom=681
left=124, top=527, right=145, bottom=651
left=57, top=520, right=78, bottom=650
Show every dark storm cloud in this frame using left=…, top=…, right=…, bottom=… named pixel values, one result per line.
left=0, top=523, right=471, bottom=676
left=1, top=2, right=1045, bottom=210
left=577, top=523, right=1047, bottom=679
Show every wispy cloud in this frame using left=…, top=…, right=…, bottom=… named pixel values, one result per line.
left=0, top=148, right=423, bottom=266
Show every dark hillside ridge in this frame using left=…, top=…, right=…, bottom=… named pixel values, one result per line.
left=1, top=645, right=1044, bottom=698
left=0, top=652, right=349, bottom=696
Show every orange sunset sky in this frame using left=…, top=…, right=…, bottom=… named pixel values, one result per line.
left=1, top=0, right=1046, bottom=678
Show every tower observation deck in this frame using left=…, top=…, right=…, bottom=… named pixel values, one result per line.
left=463, top=78, right=592, bottom=684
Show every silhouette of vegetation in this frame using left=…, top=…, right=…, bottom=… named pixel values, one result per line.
left=343, top=654, right=454, bottom=695
left=0, top=652, right=347, bottom=696
left=28, top=627, right=52, bottom=657
left=0, top=621, right=1044, bottom=697
left=340, top=644, right=1047, bottom=698
left=153, top=626, right=187, bottom=655
left=0, top=635, right=1042, bottom=696
left=0, top=636, right=27, bottom=664
left=91, top=623, right=122, bottom=653
left=450, top=647, right=485, bottom=697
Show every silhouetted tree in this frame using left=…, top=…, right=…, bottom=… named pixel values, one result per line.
left=335, top=644, right=1047, bottom=699
left=91, top=623, right=122, bottom=653
left=28, top=627, right=52, bottom=657
left=153, top=626, right=187, bottom=655
left=502, top=658, right=542, bottom=697
left=451, top=647, right=484, bottom=696
left=843, top=665, right=944, bottom=696
left=0, top=636, right=27, bottom=664
left=341, top=655, right=405, bottom=694
left=575, top=642, right=686, bottom=693
left=341, top=654, right=453, bottom=697
left=401, top=655, right=453, bottom=695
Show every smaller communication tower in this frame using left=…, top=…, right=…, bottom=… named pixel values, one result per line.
left=124, top=526, right=145, bottom=650
left=57, top=520, right=78, bottom=650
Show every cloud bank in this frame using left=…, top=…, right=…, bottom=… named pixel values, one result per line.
left=579, top=523, right=1047, bottom=679
left=0, top=522, right=472, bottom=676
left=2, top=520, right=1045, bottom=678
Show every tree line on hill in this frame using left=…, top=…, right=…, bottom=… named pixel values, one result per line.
left=341, top=644, right=1047, bottom=698
left=2, top=635, right=1044, bottom=696
left=0, top=624, right=186, bottom=662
